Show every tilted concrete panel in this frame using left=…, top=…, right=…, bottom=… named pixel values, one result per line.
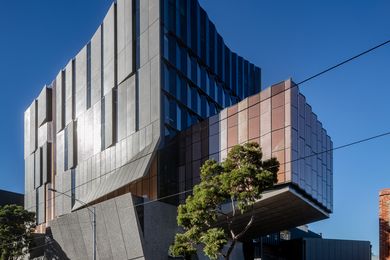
left=29, top=100, right=37, bottom=155
left=42, top=142, right=52, bottom=184
left=117, top=79, right=127, bottom=141
left=55, top=71, right=65, bottom=132
left=91, top=26, right=102, bottom=107
left=103, top=89, right=115, bottom=149
left=37, top=185, right=45, bottom=224
left=101, top=199, right=128, bottom=259
left=24, top=107, right=31, bottom=159
left=102, top=4, right=116, bottom=96
left=49, top=193, right=148, bottom=260
left=37, top=86, right=52, bottom=127
left=117, top=0, right=133, bottom=84
left=38, top=122, right=52, bottom=148
left=126, top=75, right=136, bottom=136
left=75, top=46, right=87, bottom=118
left=34, top=148, right=42, bottom=189
left=66, top=121, right=77, bottom=169
left=65, top=61, right=74, bottom=126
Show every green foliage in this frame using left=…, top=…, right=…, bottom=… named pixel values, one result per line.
left=0, top=204, right=36, bottom=260
left=169, top=142, right=279, bottom=259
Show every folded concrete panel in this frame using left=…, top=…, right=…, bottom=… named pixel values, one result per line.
left=65, top=61, right=74, bottom=126
left=75, top=46, right=87, bottom=118
left=37, top=185, right=45, bottom=224
left=91, top=26, right=102, bottom=107
left=24, top=107, right=31, bottom=159
left=42, top=142, right=52, bottom=184
left=102, top=4, right=116, bottom=96
left=117, top=0, right=133, bottom=84
left=29, top=100, right=37, bottom=154
left=55, top=71, right=65, bottom=132
left=37, top=87, right=52, bottom=127
left=34, top=148, right=42, bottom=189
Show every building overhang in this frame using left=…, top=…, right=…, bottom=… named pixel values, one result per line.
left=220, top=184, right=329, bottom=240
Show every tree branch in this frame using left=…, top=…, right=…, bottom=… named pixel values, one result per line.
left=230, top=197, right=236, bottom=217
left=236, top=215, right=254, bottom=240
left=225, top=239, right=236, bottom=260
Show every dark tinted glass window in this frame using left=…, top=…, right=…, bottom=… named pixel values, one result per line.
left=190, top=0, right=198, bottom=52
left=238, top=56, right=243, bottom=99
left=168, top=0, right=176, bottom=32
left=231, top=53, right=237, bottom=96
left=179, top=0, right=187, bottom=41
left=224, top=46, right=231, bottom=89
left=200, top=9, right=206, bottom=61
left=243, top=60, right=249, bottom=98
left=209, top=22, right=215, bottom=71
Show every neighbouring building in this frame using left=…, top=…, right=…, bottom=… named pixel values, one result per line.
left=0, top=189, right=24, bottom=206
left=23, top=0, right=333, bottom=258
left=252, top=226, right=371, bottom=260
left=380, top=189, right=390, bottom=260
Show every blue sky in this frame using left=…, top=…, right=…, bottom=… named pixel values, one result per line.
left=0, top=0, right=389, bottom=255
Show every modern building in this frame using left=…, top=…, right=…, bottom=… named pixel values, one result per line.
left=252, top=226, right=371, bottom=260
left=23, top=0, right=333, bottom=258
left=0, top=189, right=24, bottom=207
left=380, top=189, right=390, bottom=260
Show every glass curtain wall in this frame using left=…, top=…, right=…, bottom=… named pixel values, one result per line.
left=161, top=0, right=261, bottom=139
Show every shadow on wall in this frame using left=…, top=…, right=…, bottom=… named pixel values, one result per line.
left=44, top=228, right=70, bottom=260
left=380, top=217, right=390, bottom=259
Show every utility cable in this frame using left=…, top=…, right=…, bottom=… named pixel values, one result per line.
left=23, top=39, right=390, bottom=212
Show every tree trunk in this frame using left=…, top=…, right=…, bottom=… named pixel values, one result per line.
left=224, top=239, right=236, bottom=260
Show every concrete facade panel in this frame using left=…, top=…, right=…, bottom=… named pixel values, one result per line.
left=75, top=46, right=87, bottom=118
left=38, top=122, right=52, bottom=148
left=65, top=62, right=73, bottom=125
left=91, top=27, right=102, bottom=107
left=37, top=186, right=45, bottom=224
left=95, top=203, right=114, bottom=259
left=139, top=63, right=151, bottom=129
left=29, top=100, right=37, bottom=155
left=115, top=194, right=145, bottom=259
left=67, top=121, right=77, bottom=169
left=118, top=80, right=127, bottom=141
left=37, top=87, right=52, bottom=127
left=139, top=0, right=149, bottom=34
left=117, top=0, right=133, bottom=84
left=42, top=142, right=51, bottom=184
left=75, top=208, right=93, bottom=260
left=101, top=199, right=128, bottom=259
left=69, top=213, right=88, bottom=259
left=103, top=4, right=116, bottom=96
left=55, top=72, right=65, bottom=132
left=24, top=107, right=31, bottom=159
left=127, top=76, right=136, bottom=136
left=148, top=0, right=159, bottom=26
left=139, top=30, right=149, bottom=68
left=93, top=100, right=102, bottom=155
left=104, top=90, right=115, bottom=149
left=34, top=149, right=41, bottom=189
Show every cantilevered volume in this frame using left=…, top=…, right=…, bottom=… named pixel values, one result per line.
left=24, top=0, right=332, bottom=258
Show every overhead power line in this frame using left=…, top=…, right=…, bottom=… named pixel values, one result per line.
left=25, top=129, right=390, bottom=213
left=12, top=130, right=390, bottom=250
left=23, top=39, right=390, bottom=214
left=296, top=39, right=390, bottom=86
